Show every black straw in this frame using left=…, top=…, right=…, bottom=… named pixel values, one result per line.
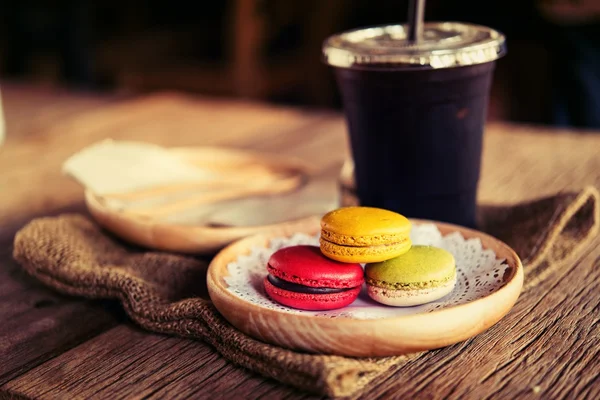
left=407, top=0, right=426, bottom=42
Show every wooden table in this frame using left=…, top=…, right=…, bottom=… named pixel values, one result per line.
left=1, top=83, right=599, bottom=399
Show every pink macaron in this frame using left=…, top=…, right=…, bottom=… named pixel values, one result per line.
left=264, top=245, right=364, bottom=311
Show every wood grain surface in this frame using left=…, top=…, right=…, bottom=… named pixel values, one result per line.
left=4, top=325, right=312, bottom=400
left=0, top=236, right=118, bottom=387
left=1, top=82, right=599, bottom=399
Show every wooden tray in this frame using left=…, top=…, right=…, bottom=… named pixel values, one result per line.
left=207, top=220, right=523, bottom=357
left=85, top=147, right=321, bottom=253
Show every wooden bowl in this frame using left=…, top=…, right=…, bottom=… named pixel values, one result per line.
left=207, top=220, right=523, bottom=357
left=85, top=146, right=320, bottom=253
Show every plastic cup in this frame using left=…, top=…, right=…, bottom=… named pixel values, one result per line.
left=323, top=23, right=506, bottom=227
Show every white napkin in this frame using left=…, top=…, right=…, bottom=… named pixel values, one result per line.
left=62, top=140, right=216, bottom=195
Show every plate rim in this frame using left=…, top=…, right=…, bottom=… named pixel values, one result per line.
left=207, top=219, right=524, bottom=356
left=85, top=189, right=320, bottom=251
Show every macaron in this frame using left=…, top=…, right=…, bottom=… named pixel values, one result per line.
left=320, top=207, right=412, bottom=263
left=365, top=245, right=456, bottom=306
left=264, top=245, right=364, bottom=311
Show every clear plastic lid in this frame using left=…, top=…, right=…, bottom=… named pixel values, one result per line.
left=323, top=22, right=506, bottom=69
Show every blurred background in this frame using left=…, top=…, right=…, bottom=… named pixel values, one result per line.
left=0, top=0, right=598, bottom=127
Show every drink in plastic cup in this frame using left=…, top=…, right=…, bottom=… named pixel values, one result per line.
left=323, top=23, right=506, bottom=228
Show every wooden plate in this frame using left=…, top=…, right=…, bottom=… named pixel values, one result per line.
left=207, top=220, right=523, bottom=357
left=85, top=146, right=321, bottom=253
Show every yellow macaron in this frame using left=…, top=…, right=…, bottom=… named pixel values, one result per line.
left=320, top=207, right=411, bottom=263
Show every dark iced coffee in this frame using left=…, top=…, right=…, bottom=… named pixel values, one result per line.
left=323, top=23, right=506, bottom=227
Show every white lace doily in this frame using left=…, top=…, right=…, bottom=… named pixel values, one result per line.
left=224, top=224, right=508, bottom=319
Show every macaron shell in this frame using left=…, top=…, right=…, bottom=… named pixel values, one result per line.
left=264, top=277, right=362, bottom=311
left=319, top=237, right=411, bottom=263
left=321, top=207, right=411, bottom=246
left=365, top=245, right=456, bottom=288
left=268, top=245, right=363, bottom=288
left=367, top=275, right=457, bottom=306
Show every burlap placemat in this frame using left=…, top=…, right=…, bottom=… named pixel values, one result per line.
left=12, top=187, right=599, bottom=398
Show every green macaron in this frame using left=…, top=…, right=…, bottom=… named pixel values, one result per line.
left=365, top=245, right=457, bottom=306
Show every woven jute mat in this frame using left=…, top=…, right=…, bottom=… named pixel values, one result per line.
left=13, top=187, right=599, bottom=398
